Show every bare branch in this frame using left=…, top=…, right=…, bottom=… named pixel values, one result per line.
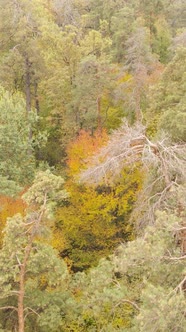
left=16, top=255, right=22, bottom=267
left=0, top=306, right=18, bottom=311
left=164, top=255, right=186, bottom=261
left=174, top=276, right=186, bottom=293
left=113, top=299, right=140, bottom=311
left=79, top=121, right=186, bottom=228
left=80, top=122, right=186, bottom=186
left=24, top=307, right=40, bottom=319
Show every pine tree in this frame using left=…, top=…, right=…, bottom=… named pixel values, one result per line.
left=0, top=87, right=37, bottom=195
left=0, top=171, right=70, bottom=332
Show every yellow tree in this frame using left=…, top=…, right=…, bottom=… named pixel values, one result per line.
left=53, top=129, right=142, bottom=271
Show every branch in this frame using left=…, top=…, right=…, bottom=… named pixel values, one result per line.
left=173, top=227, right=186, bottom=232
left=10, top=290, right=20, bottom=296
left=0, top=306, right=18, bottom=311
left=114, top=299, right=140, bottom=311
left=174, top=276, right=186, bottom=293
left=24, top=307, right=40, bottom=319
left=80, top=122, right=186, bottom=185
left=16, top=255, right=22, bottom=267
left=164, top=255, right=186, bottom=261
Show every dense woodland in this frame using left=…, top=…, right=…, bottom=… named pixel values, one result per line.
left=0, top=0, right=186, bottom=331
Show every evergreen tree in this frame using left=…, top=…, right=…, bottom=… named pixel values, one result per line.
left=0, top=171, right=70, bottom=332
left=0, top=87, right=38, bottom=195
left=147, top=44, right=186, bottom=142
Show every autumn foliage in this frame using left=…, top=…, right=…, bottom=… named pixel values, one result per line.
left=52, top=130, right=143, bottom=271
left=66, top=129, right=108, bottom=177
left=0, top=195, right=26, bottom=247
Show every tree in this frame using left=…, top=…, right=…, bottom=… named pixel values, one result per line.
left=69, top=257, right=137, bottom=331
left=66, top=191, right=186, bottom=331
left=37, top=23, right=82, bottom=165
left=69, top=29, right=113, bottom=132
left=124, top=27, right=157, bottom=122
left=151, top=17, right=171, bottom=63
left=0, top=87, right=39, bottom=195
left=110, top=4, right=136, bottom=63
left=147, top=44, right=186, bottom=142
left=55, top=170, right=141, bottom=272
left=0, top=170, right=69, bottom=332
left=114, top=208, right=186, bottom=331
left=0, top=0, right=65, bottom=165
left=137, top=0, right=166, bottom=39
left=0, top=0, right=50, bottom=114
left=80, top=121, right=186, bottom=227
left=53, top=129, right=142, bottom=271
left=77, top=93, right=186, bottom=327
left=166, top=0, right=186, bottom=32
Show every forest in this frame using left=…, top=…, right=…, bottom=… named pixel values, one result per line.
left=0, top=0, right=185, bottom=331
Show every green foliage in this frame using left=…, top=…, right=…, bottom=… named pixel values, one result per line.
left=0, top=170, right=72, bottom=331
left=152, top=18, right=171, bottom=63
left=67, top=258, right=136, bottom=331
left=0, top=1, right=185, bottom=331
left=132, top=285, right=186, bottom=332
left=147, top=46, right=186, bottom=141
left=114, top=210, right=186, bottom=331
left=0, top=214, right=71, bottom=331
left=0, top=87, right=37, bottom=194
left=62, top=209, right=184, bottom=331
left=23, top=169, right=68, bottom=210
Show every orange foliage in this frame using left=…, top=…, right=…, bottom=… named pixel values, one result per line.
left=67, top=129, right=108, bottom=176
left=0, top=195, right=26, bottom=247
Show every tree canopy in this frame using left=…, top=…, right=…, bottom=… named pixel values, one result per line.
left=0, top=0, right=185, bottom=331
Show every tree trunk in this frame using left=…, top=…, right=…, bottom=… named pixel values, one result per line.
left=17, top=232, right=35, bottom=332
left=18, top=266, right=25, bottom=332
left=34, top=80, right=40, bottom=115
left=17, top=202, right=46, bottom=331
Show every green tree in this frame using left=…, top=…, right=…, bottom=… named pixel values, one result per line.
left=0, top=0, right=67, bottom=167
left=0, top=171, right=70, bottom=332
left=0, top=87, right=38, bottom=195
left=69, top=257, right=137, bottom=331
left=137, top=0, right=165, bottom=38
left=152, top=17, right=171, bottom=63
left=110, top=4, right=135, bottom=63
left=70, top=54, right=113, bottom=132
left=0, top=0, right=53, bottom=113
left=147, top=45, right=186, bottom=142
left=114, top=208, right=186, bottom=331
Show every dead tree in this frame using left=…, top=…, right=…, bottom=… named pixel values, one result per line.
left=80, top=121, right=186, bottom=228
